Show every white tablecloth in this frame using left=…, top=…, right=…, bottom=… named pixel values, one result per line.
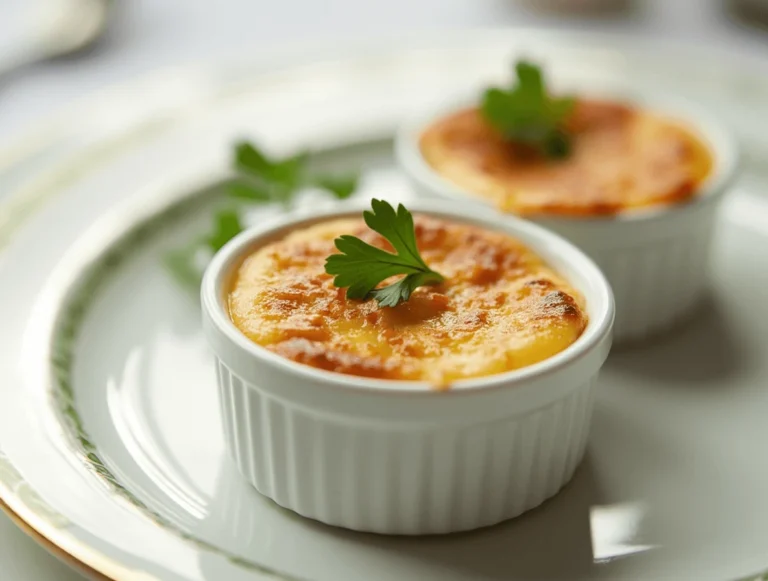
left=0, top=0, right=762, bottom=578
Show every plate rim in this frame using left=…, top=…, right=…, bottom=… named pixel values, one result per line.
left=6, top=24, right=768, bottom=179
left=0, top=497, right=108, bottom=581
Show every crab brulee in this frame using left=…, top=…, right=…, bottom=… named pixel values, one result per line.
left=413, top=60, right=715, bottom=217
left=227, top=212, right=587, bottom=385
left=420, top=99, right=714, bottom=217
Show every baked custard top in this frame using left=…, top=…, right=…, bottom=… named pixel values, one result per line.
left=419, top=99, right=713, bottom=217
left=228, top=215, right=587, bottom=386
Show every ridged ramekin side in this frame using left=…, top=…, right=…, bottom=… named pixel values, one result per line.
left=216, top=358, right=599, bottom=535
left=569, top=212, right=717, bottom=342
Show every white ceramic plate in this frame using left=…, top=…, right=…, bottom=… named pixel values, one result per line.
left=2, top=30, right=768, bottom=581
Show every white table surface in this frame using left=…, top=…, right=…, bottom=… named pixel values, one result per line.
left=0, top=0, right=765, bottom=578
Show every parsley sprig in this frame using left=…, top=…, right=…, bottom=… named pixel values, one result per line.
left=325, top=199, right=444, bottom=308
left=164, top=209, right=244, bottom=289
left=480, top=60, right=575, bottom=159
left=231, top=142, right=357, bottom=203
left=164, top=141, right=359, bottom=288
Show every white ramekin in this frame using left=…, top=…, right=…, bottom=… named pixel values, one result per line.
left=395, top=89, right=739, bottom=343
left=202, top=200, right=614, bottom=535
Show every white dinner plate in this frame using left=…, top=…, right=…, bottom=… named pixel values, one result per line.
left=2, top=29, right=768, bottom=581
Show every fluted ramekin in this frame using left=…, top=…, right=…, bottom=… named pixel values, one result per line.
left=396, top=91, right=739, bottom=342
left=201, top=200, right=614, bottom=535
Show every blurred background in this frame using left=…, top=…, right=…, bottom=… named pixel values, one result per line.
left=1, top=0, right=767, bottom=578
left=3, top=0, right=768, bottom=139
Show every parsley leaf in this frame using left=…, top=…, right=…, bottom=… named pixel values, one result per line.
left=324, top=199, right=444, bottom=307
left=369, top=271, right=444, bottom=308
left=231, top=142, right=359, bottom=202
left=165, top=140, right=361, bottom=291
left=205, top=208, right=243, bottom=252
left=163, top=243, right=205, bottom=290
left=228, top=180, right=271, bottom=202
left=233, top=141, right=272, bottom=175
left=233, top=143, right=307, bottom=204
left=311, top=174, right=359, bottom=200
left=163, top=208, right=243, bottom=290
left=480, top=60, right=575, bottom=159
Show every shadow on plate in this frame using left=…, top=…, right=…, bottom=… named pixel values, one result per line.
left=298, top=457, right=600, bottom=580
left=606, top=291, right=747, bottom=384
left=368, top=456, right=605, bottom=581
left=194, top=453, right=610, bottom=581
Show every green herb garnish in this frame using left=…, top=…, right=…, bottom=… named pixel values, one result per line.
left=165, top=141, right=359, bottom=289
left=231, top=141, right=358, bottom=203
left=164, top=243, right=207, bottom=290
left=163, top=208, right=244, bottom=288
left=309, top=174, right=358, bottom=200
left=324, top=199, right=445, bottom=308
left=204, top=208, right=244, bottom=252
left=480, top=60, right=575, bottom=159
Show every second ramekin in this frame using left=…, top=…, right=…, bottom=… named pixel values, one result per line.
left=395, top=90, right=739, bottom=342
left=202, top=200, right=614, bottom=535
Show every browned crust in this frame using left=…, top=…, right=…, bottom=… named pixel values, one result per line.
left=228, top=216, right=587, bottom=385
left=419, top=99, right=713, bottom=217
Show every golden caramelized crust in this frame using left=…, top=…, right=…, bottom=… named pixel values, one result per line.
left=227, top=216, right=587, bottom=386
left=419, top=99, right=714, bottom=216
